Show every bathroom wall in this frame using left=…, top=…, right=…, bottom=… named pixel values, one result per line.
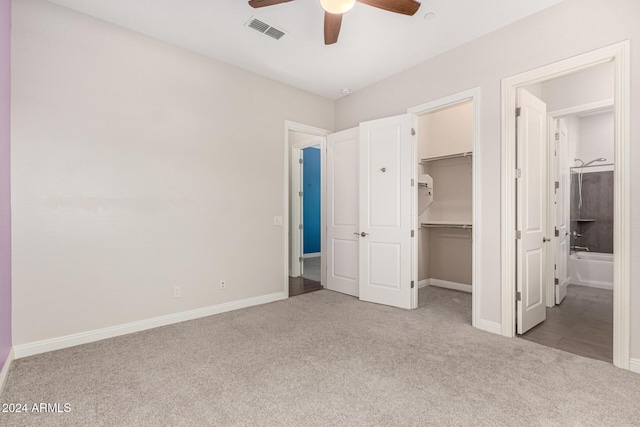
left=571, top=172, right=614, bottom=253
left=569, top=112, right=615, bottom=254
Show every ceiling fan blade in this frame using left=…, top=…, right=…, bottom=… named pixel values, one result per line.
left=324, top=12, right=343, bottom=45
left=356, top=0, right=421, bottom=16
left=248, top=0, right=294, bottom=8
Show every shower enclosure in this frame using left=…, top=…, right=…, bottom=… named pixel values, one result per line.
left=570, top=159, right=613, bottom=254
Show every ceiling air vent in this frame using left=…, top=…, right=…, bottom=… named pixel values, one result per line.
left=246, top=17, right=286, bottom=41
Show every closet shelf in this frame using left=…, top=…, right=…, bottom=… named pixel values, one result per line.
left=420, top=152, right=473, bottom=164
left=421, top=221, right=472, bottom=230
left=572, top=218, right=596, bottom=222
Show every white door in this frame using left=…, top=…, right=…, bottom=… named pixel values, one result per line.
left=358, top=114, right=413, bottom=309
left=326, top=128, right=359, bottom=297
left=516, top=88, right=548, bottom=334
left=555, top=121, right=570, bottom=304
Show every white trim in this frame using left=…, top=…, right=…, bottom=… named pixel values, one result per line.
left=500, top=41, right=631, bottom=370
left=630, top=359, right=640, bottom=374
left=418, top=279, right=429, bottom=288
left=426, top=278, right=472, bottom=293
left=407, top=87, right=482, bottom=330
left=303, top=252, right=321, bottom=258
left=284, top=121, right=331, bottom=293
left=476, top=319, right=503, bottom=335
left=0, top=347, right=14, bottom=394
left=547, top=99, right=614, bottom=118
left=14, top=292, right=287, bottom=359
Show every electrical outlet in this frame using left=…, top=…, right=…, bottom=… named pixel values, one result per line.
left=219, top=280, right=226, bottom=290
left=173, top=286, right=181, bottom=298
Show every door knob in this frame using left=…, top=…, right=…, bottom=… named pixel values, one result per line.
left=543, top=237, right=551, bottom=243
left=361, top=232, right=370, bottom=237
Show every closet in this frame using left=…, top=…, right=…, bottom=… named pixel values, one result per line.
left=417, top=101, right=473, bottom=292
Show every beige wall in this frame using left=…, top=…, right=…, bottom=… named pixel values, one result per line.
left=418, top=102, right=473, bottom=285
left=11, top=0, right=334, bottom=345
left=335, top=0, right=640, bottom=359
left=418, top=101, right=473, bottom=160
left=541, top=62, right=614, bottom=113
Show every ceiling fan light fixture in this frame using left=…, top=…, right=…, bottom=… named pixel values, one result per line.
left=320, top=0, right=356, bottom=14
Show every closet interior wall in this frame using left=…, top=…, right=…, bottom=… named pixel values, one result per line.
left=418, top=101, right=473, bottom=288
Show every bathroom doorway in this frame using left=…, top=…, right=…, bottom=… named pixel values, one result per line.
left=286, top=122, right=330, bottom=298
left=516, top=62, right=616, bottom=363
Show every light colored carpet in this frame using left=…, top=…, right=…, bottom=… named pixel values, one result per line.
left=302, top=256, right=320, bottom=282
left=1, top=287, right=639, bottom=426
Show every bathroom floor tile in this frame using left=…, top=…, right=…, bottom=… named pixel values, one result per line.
left=521, top=284, right=613, bottom=364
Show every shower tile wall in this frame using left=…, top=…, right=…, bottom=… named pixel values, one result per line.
left=570, top=171, right=613, bottom=253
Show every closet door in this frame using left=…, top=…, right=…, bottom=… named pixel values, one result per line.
left=358, top=114, right=413, bottom=309
left=326, top=128, right=359, bottom=297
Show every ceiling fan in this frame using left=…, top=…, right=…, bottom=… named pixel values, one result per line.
left=248, top=0, right=421, bottom=45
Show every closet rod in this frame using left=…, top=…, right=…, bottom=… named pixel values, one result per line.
left=421, top=224, right=472, bottom=230
left=420, top=152, right=472, bottom=164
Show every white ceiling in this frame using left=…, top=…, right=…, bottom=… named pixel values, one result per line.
left=47, top=0, right=564, bottom=100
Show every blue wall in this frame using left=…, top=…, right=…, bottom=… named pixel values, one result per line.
left=302, top=147, right=321, bottom=254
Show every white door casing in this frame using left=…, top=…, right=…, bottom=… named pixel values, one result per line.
left=326, top=128, right=359, bottom=297
left=555, top=122, right=570, bottom=304
left=358, top=114, right=413, bottom=309
left=516, top=88, right=548, bottom=334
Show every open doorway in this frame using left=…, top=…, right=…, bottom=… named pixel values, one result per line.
left=519, top=63, right=615, bottom=361
left=285, top=122, right=330, bottom=297
left=501, top=42, right=631, bottom=370
left=407, top=88, right=481, bottom=329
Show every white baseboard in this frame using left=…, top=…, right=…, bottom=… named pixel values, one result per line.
left=570, top=281, right=613, bottom=290
left=476, top=319, right=502, bottom=335
left=630, top=358, right=640, bottom=374
left=14, top=292, right=287, bottom=359
left=0, top=347, right=14, bottom=394
left=421, top=278, right=472, bottom=293
left=303, top=253, right=320, bottom=258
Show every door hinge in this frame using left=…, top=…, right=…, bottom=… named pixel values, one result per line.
left=516, top=291, right=522, bottom=301
left=411, top=179, right=415, bottom=187
left=298, top=224, right=303, bottom=230
left=515, top=230, right=522, bottom=240
left=555, top=227, right=559, bottom=237
left=299, top=257, right=303, bottom=263
left=411, top=280, right=415, bottom=289
left=554, top=278, right=559, bottom=285
left=411, top=230, right=415, bottom=238
left=555, top=181, right=560, bottom=189
left=299, top=191, right=303, bottom=197
left=555, top=132, right=560, bottom=141
left=515, top=169, right=522, bottom=179
left=554, top=263, right=557, bottom=271
left=516, top=107, right=521, bottom=117
left=298, top=158, right=303, bottom=164
left=411, top=128, right=416, bottom=136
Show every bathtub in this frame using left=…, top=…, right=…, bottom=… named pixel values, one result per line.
left=569, top=251, right=613, bottom=289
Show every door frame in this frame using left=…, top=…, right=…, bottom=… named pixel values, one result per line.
left=500, top=41, right=631, bottom=370
left=291, top=137, right=324, bottom=278
left=284, top=121, right=331, bottom=295
left=407, top=87, right=482, bottom=327
left=545, top=99, right=614, bottom=307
